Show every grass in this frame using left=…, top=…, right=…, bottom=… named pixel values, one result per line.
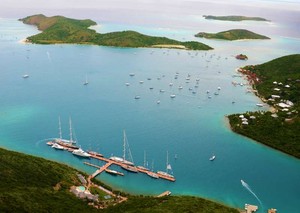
left=20, top=14, right=212, bottom=50
left=195, top=29, right=270, bottom=41
left=228, top=54, right=300, bottom=158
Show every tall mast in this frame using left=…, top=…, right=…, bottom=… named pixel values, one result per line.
left=143, top=150, right=146, bottom=168
left=58, top=116, right=62, bottom=139
left=166, top=150, right=169, bottom=172
left=69, top=117, right=73, bottom=143
left=123, top=130, right=126, bottom=161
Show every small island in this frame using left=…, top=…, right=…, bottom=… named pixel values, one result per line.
left=228, top=54, right=300, bottom=159
left=19, top=14, right=213, bottom=50
left=203, top=15, right=269, bottom=22
left=195, top=29, right=270, bottom=41
left=235, top=54, right=248, bottom=60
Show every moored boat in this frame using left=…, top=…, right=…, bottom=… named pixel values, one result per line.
left=72, top=147, right=91, bottom=158
left=121, top=164, right=138, bottom=173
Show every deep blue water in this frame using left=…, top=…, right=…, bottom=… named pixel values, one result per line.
left=0, top=14, right=299, bottom=213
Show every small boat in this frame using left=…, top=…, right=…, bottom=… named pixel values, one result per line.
left=160, top=89, right=165, bottom=93
left=46, top=141, right=54, bottom=146
left=169, top=83, right=173, bottom=86
left=134, top=95, right=141, bottom=99
left=83, top=75, right=88, bottom=85
left=121, top=164, right=138, bottom=173
left=178, top=86, right=183, bottom=90
left=256, top=103, right=264, bottom=107
left=72, top=147, right=91, bottom=158
left=147, top=171, right=159, bottom=179
left=214, top=92, right=219, bottom=95
left=125, top=82, right=130, bottom=86
left=23, top=74, right=29, bottom=78
left=129, top=73, right=135, bottom=76
left=170, top=94, right=176, bottom=98
left=139, top=81, right=144, bottom=84
left=209, top=155, right=216, bottom=161
left=157, top=100, right=161, bottom=104
left=149, top=87, right=154, bottom=90
left=105, top=169, right=124, bottom=176
left=147, top=78, right=152, bottom=80
left=52, top=143, right=64, bottom=150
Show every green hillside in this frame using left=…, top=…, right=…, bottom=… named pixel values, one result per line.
left=228, top=54, right=300, bottom=158
left=20, top=14, right=212, bottom=50
left=195, top=29, right=270, bottom=40
left=0, top=147, right=239, bottom=212
left=203, top=15, right=269, bottom=22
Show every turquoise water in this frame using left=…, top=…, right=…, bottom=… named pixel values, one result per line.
left=0, top=18, right=300, bottom=213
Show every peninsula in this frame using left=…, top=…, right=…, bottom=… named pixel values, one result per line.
left=195, top=29, right=270, bottom=41
left=0, top=147, right=239, bottom=212
left=228, top=54, right=300, bottom=159
left=203, top=15, right=269, bottom=22
left=19, top=14, right=212, bottom=50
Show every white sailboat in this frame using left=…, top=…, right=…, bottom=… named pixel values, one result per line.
left=147, top=160, right=159, bottom=179
left=157, top=151, right=174, bottom=178
left=110, top=130, right=138, bottom=172
left=137, top=150, right=149, bottom=171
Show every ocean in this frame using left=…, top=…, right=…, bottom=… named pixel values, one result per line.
left=0, top=1, right=300, bottom=212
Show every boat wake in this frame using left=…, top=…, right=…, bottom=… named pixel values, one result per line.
left=241, top=179, right=263, bottom=208
left=35, top=138, right=56, bottom=146
left=46, top=51, right=52, bottom=62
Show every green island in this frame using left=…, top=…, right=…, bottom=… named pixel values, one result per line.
left=0, top=147, right=239, bottom=212
left=228, top=54, right=300, bottom=159
left=19, top=14, right=212, bottom=50
left=195, top=29, right=270, bottom=41
left=203, top=15, right=269, bottom=22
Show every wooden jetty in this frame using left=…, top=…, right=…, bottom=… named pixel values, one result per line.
left=47, top=141, right=176, bottom=182
left=157, top=191, right=171, bottom=197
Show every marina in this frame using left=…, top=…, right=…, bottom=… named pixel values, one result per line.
left=50, top=141, right=176, bottom=182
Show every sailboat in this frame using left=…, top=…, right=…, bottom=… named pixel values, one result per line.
left=22, top=74, right=29, bottom=78
left=83, top=75, right=88, bottom=85
left=147, top=160, right=159, bottom=179
left=137, top=150, right=149, bottom=171
left=53, top=117, right=78, bottom=149
left=51, top=116, right=64, bottom=150
left=110, top=130, right=138, bottom=173
left=157, top=151, right=174, bottom=178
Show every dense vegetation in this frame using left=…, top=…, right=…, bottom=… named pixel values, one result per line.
left=0, top=147, right=240, bottom=212
left=203, top=15, right=269, bottom=22
left=195, top=29, right=270, bottom=40
left=228, top=54, right=300, bottom=158
left=103, top=196, right=239, bottom=213
left=0, top=147, right=98, bottom=212
left=20, top=14, right=212, bottom=50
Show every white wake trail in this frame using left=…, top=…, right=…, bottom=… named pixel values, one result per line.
left=241, top=179, right=263, bottom=207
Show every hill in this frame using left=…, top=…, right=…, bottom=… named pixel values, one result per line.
left=203, top=15, right=269, bottom=22
left=195, top=29, right=270, bottom=41
left=228, top=54, right=300, bottom=158
left=20, top=14, right=212, bottom=50
left=0, top=147, right=239, bottom=212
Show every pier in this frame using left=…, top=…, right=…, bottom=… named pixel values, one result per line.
left=157, top=191, right=171, bottom=197
left=49, top=141, right=176, bottom=182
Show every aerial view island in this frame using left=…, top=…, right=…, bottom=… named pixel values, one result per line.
left=20, top=14, right=212, bottom=50
left=203, top=15, right=270, bottom=22
left=0, top=0, right=300, bottom=213
left=195, top=29, right=270, bottom=40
